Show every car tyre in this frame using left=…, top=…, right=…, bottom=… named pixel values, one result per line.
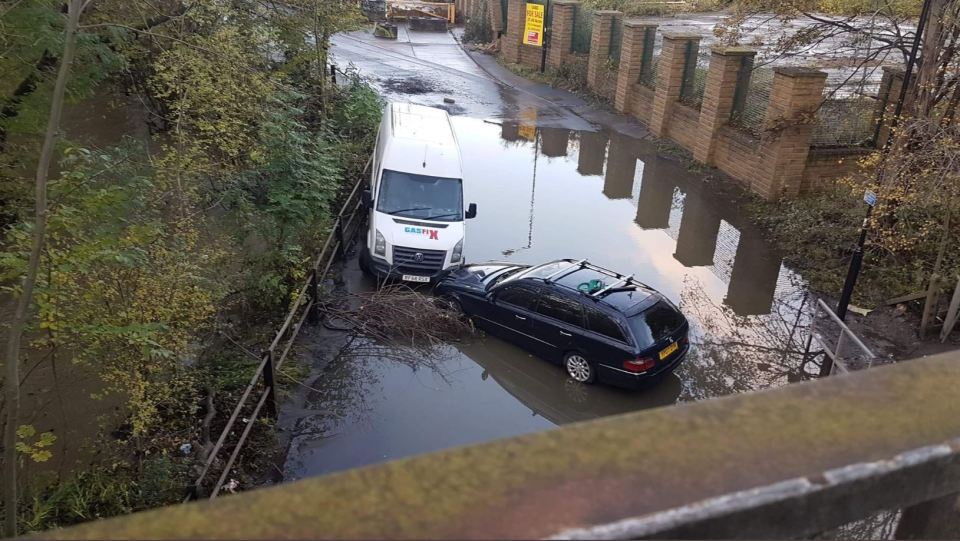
left=437, top=294, right=463, bottom=315
left=564, top=352, right=596, bottom=384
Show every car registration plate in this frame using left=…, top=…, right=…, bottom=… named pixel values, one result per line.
left=659, top=341, right=678, bottom=360
left=402, top=274, right=430, bottom=283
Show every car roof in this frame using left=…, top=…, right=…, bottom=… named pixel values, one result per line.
left=517, top=260, right=661, bottom=316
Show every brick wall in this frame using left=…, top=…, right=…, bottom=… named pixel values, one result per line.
left=499, top=17, right=879, bottom=199
left=665, top=103, right=699, bottom=149
left=629, top=84, right=654, bottom=123
left=802, top=148, right=870, bottom=194
left=520, top=43, right=542, bottom=68
left=714, top=126, right=760, bottom=187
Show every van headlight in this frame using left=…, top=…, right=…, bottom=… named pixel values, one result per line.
left=451, top=238, right=463, bottom=262
left=374, top=230, right=386, bottom=256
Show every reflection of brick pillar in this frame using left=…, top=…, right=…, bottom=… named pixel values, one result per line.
left=540, top=128, right=569, bottom=157
left=501, top=121, right=520, bottom=141
left=875, top=66, right=904, bottom=148
left=586, top=10, right=620, bottom=91
left=502, top=0, right=525, bottom=63
left=635, top=159, right=674, bottom=229
left=603, top=134, right=636, bottom=199
left=547, top=1, right=578, bottom=70
left=577, top=131, right=608, bottom=176
left=753, top=67, right=827, bottom=200
left=650, top=32, right=700, bottom=137
left=615, top=20, right=656, bottom=113
left=724, top=238, right=781, bottom=316
left=673, top=191, right=721, bottom=267
left=694, top=47, right=756, bottom=165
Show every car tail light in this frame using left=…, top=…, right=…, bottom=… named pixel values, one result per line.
left=623, top=357, right=655, bottom=373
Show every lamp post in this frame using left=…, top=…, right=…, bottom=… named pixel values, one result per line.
left=834, top=0, right=933, bottom=321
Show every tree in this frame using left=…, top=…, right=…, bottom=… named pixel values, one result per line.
left=3, top=1, right=87, bottom=535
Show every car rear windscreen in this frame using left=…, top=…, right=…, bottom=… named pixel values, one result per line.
left=629, top=301, right=685, bottom=348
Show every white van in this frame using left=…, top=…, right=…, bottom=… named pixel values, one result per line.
left=360, top=102, right=477, bottom=283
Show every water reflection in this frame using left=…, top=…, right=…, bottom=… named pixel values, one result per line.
left=283, top=334, right=681, bottom=479
left=477, top=119, right=787, bottom=319
left=457, top=338, right=682, bottom=425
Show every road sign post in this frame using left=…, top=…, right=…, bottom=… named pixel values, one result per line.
left=835, top=191, right=877, bottom=321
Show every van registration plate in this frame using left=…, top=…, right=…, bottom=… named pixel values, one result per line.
left=402, top=274, right=430, bottom=283
left=659, top=341, right=678, bottom=360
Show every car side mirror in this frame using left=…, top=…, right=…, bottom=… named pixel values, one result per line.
left=361, top=189, right=372, bottom=209
left=466, top=203, right=477, bottom=219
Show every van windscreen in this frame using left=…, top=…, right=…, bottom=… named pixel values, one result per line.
left=377, top=169, right=463, bottom=222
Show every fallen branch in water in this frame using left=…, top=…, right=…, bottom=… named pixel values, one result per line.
left=316, top=285, right=475, bottom=375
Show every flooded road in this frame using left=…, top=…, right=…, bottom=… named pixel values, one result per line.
left=284, top=26, right=813, bottom=481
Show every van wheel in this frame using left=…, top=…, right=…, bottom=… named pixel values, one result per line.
left=564, top=352, right=596, bottom=384
left=358, top=241, right=372, bottom=275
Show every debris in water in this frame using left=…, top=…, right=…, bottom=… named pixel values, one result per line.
left=443, top=97, right=455, bottom=104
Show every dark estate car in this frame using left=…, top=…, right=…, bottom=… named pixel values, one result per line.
left=435, top=259, right=690, bottom=389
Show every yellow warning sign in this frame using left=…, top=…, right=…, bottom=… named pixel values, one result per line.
left=523, top=3, right=544, bottom=47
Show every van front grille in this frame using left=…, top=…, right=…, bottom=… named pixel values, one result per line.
left=392, top=246, right=446, bottom=274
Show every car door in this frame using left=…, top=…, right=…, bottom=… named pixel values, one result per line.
left=482, top=283, right=541, bottom=350
left=528, top=290, right=586, bottom=363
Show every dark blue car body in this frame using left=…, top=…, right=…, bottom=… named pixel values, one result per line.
left=435, top=259, right=689, bottom=389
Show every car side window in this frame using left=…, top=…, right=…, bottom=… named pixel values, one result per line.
left=585, top=306, right=628, bottom=343
left=496, top=285, right=539, bottom=311
left=537, top=293, right=585, bottom=328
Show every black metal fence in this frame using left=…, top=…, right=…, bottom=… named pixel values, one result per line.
left=185, top=157, right=369, bottom=501
left=571, top=4, right=592, bottom=53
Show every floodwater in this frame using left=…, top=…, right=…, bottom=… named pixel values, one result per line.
left=283, top=96, right=813, bottom=479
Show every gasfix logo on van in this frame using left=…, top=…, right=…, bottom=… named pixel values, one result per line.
left=404, top=226, right=439, bottom=240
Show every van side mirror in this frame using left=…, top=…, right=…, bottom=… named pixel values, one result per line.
left=466, top=203, right=477, bottom=219
left=362, top=189, right=372, bottom=209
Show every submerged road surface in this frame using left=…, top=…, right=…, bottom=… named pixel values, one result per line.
left=280, top=27, right=814, bottom=481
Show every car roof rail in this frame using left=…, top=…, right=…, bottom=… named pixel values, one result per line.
left=543, top=259, right=586, bottom=282
left=592, top=274, right=634, bottom=297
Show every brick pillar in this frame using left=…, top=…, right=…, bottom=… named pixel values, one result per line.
left=501, top=0, right=525, bottom=63
left=586, top=10, right=620, bottom=91
left=693, top=46, right=757, bottom=165
left=546, top=1, right=578, bottom=70
left=615, top=20, right=657, bottom=113
left=753, top=67, right=827, bottom=200
left=875, top=66, right=905, bottom=148
left=650, top=32, right=700, bottom=138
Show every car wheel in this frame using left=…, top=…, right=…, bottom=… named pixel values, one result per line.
left=437, top=294, right=463, bottom=314
left=564, top=352, right=595, bottom=384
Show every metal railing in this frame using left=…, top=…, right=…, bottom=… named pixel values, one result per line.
left=185, top=160, right=369, bottom=501
left=803, top=298, right=877, bottom=376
